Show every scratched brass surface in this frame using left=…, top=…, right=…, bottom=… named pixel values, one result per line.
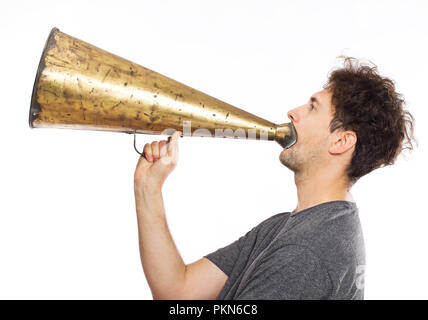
left=29, top=28, right=296, bottom=148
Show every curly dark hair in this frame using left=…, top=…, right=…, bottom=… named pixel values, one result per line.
left=323, top=56, right=416, bottom=185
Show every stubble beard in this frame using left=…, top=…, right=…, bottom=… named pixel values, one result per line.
left=280, top=140, right=326, bottom=176
left=279, top=147, right=302, bottom=173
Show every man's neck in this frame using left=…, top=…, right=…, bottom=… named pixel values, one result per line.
left=293, top=168, right=353, bottom=214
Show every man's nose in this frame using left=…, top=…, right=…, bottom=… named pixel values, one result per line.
left=287, top=109, right=298, bottom=123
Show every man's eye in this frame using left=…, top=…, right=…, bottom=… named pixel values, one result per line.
left=310, top=104, right=316, bottom=110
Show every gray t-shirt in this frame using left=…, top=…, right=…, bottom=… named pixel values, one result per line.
left=205, top=200, right=365, bottom=300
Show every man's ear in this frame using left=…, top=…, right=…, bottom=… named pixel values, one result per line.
left=329, top=130, right=357, bottom=155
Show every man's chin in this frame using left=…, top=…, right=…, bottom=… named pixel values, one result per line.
left=279, top=145, right=292, bottom=159
left=279, top=148, right=299, bottom=172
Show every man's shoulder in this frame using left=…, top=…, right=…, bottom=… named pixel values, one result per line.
left=296, top=201, right=363, bottom=242
left=274, top=202, right=365, bottom=299
left=302, top=202, right=365, bottom=298
left=274, top=201, right=365, bottom=273
left=318, top=201, right=364, bottom=251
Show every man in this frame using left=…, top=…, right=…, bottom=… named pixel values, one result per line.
left=133, top=57, right=415, bottom=300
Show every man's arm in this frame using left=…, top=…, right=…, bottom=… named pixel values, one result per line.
left=134, top=131, right=227, bottom=299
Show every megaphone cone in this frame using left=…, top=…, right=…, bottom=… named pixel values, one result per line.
left=30, top=28, right=297, bottom=149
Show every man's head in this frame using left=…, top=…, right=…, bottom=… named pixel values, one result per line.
left=280, top=56, right=416, bottom=186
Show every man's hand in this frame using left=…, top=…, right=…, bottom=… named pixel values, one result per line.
left=134, top=131, right=181, bottom=196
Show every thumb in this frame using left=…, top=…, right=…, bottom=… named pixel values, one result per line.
left=167, top=131, right=181, bottom=162
left=156, top=130, right=180, bottom=167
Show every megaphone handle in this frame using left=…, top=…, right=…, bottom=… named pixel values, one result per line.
left=133, top=130, right=144, bottom=156
left=133, top=130, right=176, bottom=157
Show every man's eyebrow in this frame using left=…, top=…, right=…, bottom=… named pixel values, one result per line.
left=310, top=96, right=322, bottom=107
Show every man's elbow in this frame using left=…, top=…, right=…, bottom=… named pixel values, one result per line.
left=151, top=282, right=189, bottom=300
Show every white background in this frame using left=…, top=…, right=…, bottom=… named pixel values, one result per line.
left=0, top=0, right=426, bottom=299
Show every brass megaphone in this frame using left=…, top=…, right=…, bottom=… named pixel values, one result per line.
left=29, top=28, right=297, bottom=152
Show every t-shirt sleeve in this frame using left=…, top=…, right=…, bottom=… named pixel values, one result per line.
left=235, top=244, right=332, bottom=300
left=204, top=213, right=287, bottom=278
left=203, top=228, right=253, bottom=277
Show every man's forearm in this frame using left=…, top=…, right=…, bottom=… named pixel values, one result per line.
left=135, top=186, right=186, bottom=299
